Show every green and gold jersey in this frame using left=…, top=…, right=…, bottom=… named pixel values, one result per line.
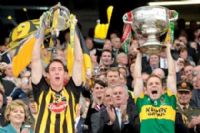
left=135, top=89, right=176, bottom=133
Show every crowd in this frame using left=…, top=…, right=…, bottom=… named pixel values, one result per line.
left=0, top=10, right=200, bottom=133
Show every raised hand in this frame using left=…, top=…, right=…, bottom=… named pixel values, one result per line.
left=106, top=105, right=116, bottom=125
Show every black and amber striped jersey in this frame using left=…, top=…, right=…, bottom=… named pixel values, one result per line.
left=32, top=77, right=82, bottom=133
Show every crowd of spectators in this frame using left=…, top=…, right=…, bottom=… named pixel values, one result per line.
left=0, top=17, right=200, bottom=133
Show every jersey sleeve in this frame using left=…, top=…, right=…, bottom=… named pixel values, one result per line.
left=32, top=76, right=49, bottom=103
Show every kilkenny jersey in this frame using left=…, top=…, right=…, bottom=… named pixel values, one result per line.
left=135, top=89, right=176, bottom=133
left=32, top=77, right=82, bottom=133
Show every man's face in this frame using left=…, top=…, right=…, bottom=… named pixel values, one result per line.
left=111, top=37, right=121, bottom=49
left=152, top=68, right=165, bottom=79
left=100, top=51, right=112, bottom=66
left=106, top=71, right=120, bottom=86
left=86, top=38, right=93, bottom=50
left=174, top=39, right=186, bottom=50
left=5, top=64, right=13, bottom=77
left=146, top=76, right=163, bottom=100
left=180, top=50, right=188, bottom=60
left=47, top=62, right=65, bottom=89
left=116, top=54, right=128, bottom=66
left=177, top=91, right=192, bottom=105
left=149, top=55, right=159, bottom=67
left=103, top=88, right=113, bottom=106
left=195, top=74, right=200, bottom=89
left=113, top=86, right=128, bottom=107
left=184, top=65, right=193, bottom=81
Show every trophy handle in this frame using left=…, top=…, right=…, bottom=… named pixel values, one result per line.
left=122, top=11, right=133, bottom=24
left=169, top=10, right=178, bottom=22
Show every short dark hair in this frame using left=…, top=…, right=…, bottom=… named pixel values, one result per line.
left=94, top=80, right=107, bottom=88
left=45, top=59, right=68, bottom=73
left=106, top=67, right=120, bottom=77
left=101, top=49, right=113, bottom=58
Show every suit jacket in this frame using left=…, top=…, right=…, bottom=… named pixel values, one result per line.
left=98, top=102, right=140, bottom=133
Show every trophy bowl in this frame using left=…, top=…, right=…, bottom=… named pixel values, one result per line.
left=49, top=3, right=71, bottom=36
left=123, top=6, right=178, bottom=54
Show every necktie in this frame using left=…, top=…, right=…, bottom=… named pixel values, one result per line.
left=116, top=108, right=122, bottom=129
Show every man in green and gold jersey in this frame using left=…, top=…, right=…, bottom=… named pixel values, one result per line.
left=133, top=43, right=177, bottom=133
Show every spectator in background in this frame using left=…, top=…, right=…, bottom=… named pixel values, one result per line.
left=176, top=81, right=200, bottom=133
left=0, top=100, right=33, bottom=133
left=0, top=38, right=12, bottom=64
left=176, top=81, right=195, bottom=113
left=103, top=39, right=112, bottom=52
left=179, top=48, right=195, bottom=66
left=152, top=68, right=166, bottom=80
left=194, top=27, right=200, bottom=44
left=183, top=64, right=194, bottom=84
left=143, top=54, right=160, bottom=74
left=106, top=67, right=120, bottom=87
left=85, top=37, right=94, bottom=51
left=85, top=80, right=107, bottom=133
left=99, top=49, right=113, bottom=68
left=2, top=64, right=18, bottom=86
left=192, top=73, right=200, bottom=108
left=105, top=85, right=139, bottom=133
left=116, top=52, right=128, bottom=67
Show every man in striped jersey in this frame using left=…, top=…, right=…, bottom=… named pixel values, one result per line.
left=31, top=13, right=83, bottom=133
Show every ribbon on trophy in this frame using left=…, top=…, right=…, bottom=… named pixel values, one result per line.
left=66, top=14, right=92, bottom=84
left=164, top=22, right=174, bottom=44
left=66, top=14, right=76, bottom=77
left=165, top=10, right=178, bottom=44
left=121, top=11, right=133, bottom=54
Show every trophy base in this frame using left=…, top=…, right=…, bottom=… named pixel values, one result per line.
left=138, top=44, right=166, bottom=55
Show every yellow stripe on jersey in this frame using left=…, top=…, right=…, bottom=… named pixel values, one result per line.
left=71, top=91, right=76, bottom=120
left=60, top=89, right=70, bottom=133
left=40, top=90, right=51, bottom=133
left=140, top=105, right=176, bottom=122
left=50, top=111, right=56, bottom=133
left=34, top=91, right=44, bottom=132
left=60, top=111, right=65, bottom=133
left=66, top=102, right=73, bottom=133
left=166, top=88, right=174, bottom=96
left=134, top=92, right=145, bottom=103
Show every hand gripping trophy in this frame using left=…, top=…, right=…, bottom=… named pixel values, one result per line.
left=39, top=2, right=71, bottom=58
left=123, top=6, right=178, bottom=54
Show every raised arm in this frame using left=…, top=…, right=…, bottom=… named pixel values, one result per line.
left=31, top=28, right=44, bottom=84
left=31, top=12, right=49, bottom=84
left=72, top=27, right=83, bottom=86
left=133, top=52, right=144, bottom=97
left=166, top=43, right=177, bottom=94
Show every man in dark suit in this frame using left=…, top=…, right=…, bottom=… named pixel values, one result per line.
left=98, top=85, right=139, bottom=133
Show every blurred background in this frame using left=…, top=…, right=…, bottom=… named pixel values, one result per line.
left=0, top=0, right=200, bottom=38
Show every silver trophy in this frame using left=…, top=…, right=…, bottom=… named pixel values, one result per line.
left=49, top=3, right=71, bottom=37
left=40, top=3, right=71, bottom=58
left=123, top=6, right=178, bottom=54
